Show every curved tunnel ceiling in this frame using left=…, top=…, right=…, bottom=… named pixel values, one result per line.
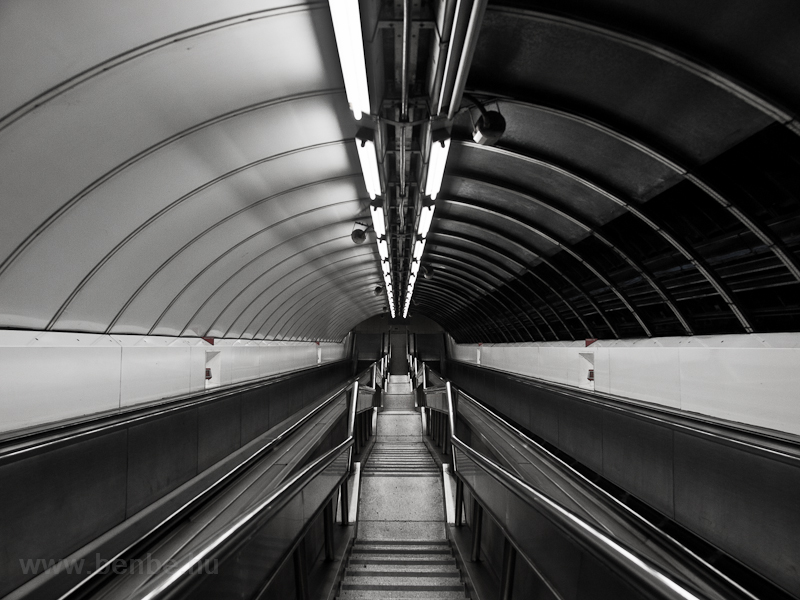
left=413, top=0, right=800, bottom=342
left=2, top=1, right=800, bottom=344
left=0, top=0, right=385, bottom=342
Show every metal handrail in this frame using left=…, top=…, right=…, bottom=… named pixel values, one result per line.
left=451, top=361, right=800, bottom=463
left=425, top=364, right=759, bottom=600
left=58, top=361, right=379, bottom=600
left=103, top=358, right=383, bottom=599
left=131, top=438, right=353, bottom=600
left=450, top=436, right=710, bottom=600
left=1, top=359, right=353, bottom=462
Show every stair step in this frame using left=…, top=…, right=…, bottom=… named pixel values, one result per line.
left=346, top=564, right=459, bottom=574
left=349, top=558, right=457, bottom=566
left=338, top=589, right=466, bottom=599
left=353, top=542, right=450, bottom=551
left=344, top=575, right=462, bottom=586
left=345, top=568, right=461, bottom=585
left=352, top=548, right=450, bottom=555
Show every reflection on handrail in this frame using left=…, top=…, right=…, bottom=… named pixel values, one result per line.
left=132, top=438, right=354, bottom=600
left=61, top=361, right=379, bottom=600
left=452, top=436, right=708, bottom=600
left=414, top=362, right=757, bottom=600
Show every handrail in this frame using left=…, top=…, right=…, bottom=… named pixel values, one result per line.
left=449, top=361, right=800, bottom=463
left=58, top=361, right=380, bottom=600
left=0, top=359, right=354, bottom=461
left=417, top=361, right=758, bottom=600
left=450, top=437, right=710, bottom=600
left=131, top=438, right=353, bottom=600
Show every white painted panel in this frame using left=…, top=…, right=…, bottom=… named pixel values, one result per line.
left=189, top=346, right=208, bottom=392
left=228, top=346, right=261, bottom=384
left=0, top=0, right=306, bottom=117
left=120, top=347, right=192, bottom=407
left=61, top=101, right=357, bottom=334
left=482, top=345, right=539, bottom=378
left=537, top=347, right=581, bottom=386
left=593, top=348, right=611, bottom=394
left=450, top=343, right=478, bottom=363
left=680, top=349, right=800, bottom=435
left=0, top=347, right=121, bottom=432
left=320, top=343, right=346, bottom=363
left=607, top=348, right=681, bottom=408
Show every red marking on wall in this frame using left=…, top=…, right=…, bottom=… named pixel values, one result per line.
left=585, top=338, right=598, bottom=347
left=202, top=337, right=215, bottom=345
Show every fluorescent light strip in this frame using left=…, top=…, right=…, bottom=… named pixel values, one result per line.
left=378, top=238, right=389, bottom=261
left=417, top=204, right=435, bottom=237
left=381, top=261, right=390, bottom=275
left=425, top=138, right=450, bottom=199
left=328, top=0, right=370, bottom=119
left=413, top=239, right=426, bottom=261
left=371, top=205, right=386, bottom=237
left=356, top=138, right=381, bottom=199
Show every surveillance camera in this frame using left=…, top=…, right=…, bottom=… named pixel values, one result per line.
left=351, top=228, right=367, bottom=244
left=473, top=111, right=506, bottom=146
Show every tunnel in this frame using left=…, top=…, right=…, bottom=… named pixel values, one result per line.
left=1, top=1, right=799, bottom=599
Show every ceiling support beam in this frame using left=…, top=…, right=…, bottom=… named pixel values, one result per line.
left=254, top=263, right=382, bottom=339
left=177, top=228, right=357, bottom=337
left=418, top=266, right=531, bottom=340
left=425, top=251, right=543, bottom=339
left=454, top=144, right=754, bottom=331
left=443, top=202, right=641, bottom=336
left=468, top=95, right=800, bottom=287
left=433, top=227, right=592, bottom=338
left=487, top=7, right=797, bottom=131
left=450, top=161, right=694, bottom=335
left=428, top=237, right=564, bottom=338
left=416, top=278, right=514, bottom=341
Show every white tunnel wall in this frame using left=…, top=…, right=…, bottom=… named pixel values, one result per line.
left=448, top=333, right=800, bottom=437
left=0, top=330, right=349, bottom=435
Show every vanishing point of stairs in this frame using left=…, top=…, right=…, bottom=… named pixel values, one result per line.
left=337, top=539, right=467, bottom=599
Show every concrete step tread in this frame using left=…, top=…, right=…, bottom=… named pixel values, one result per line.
left=353, top=544, right=450, bottom=551
left=346, top=565, right=459, bottom=574
left=338, top=589, right=466, bottom=599
left=349, top=559, right=457, bottom=566
left=344, top=574, right=462, bottom=584
left=352, top=548, right=451, bottom=555
left=345, top=569, right=461, bottom=585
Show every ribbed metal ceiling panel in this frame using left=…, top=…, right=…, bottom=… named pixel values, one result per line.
left=0, top=0, right=384, bottom=341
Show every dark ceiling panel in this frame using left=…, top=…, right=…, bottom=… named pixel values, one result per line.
left=452, top=100, right=682, bottom=202
left=469, top=8, right=775, bottom=163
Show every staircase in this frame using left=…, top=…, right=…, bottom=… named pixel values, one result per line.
left=337, top=539, right=468, bottom=599
left=362, top=444, right=440, bottom=477
left=335, top=374, right=469, bottom=599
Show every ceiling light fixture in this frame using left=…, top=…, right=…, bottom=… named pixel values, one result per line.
left=370, top=200, right=386, bottom=237
left=424, top=132, right=451, bottom=200
left=417, top=202, right=435, bottom=237
left=413, top=239, right=426, bottom=261
left=328, top=0, right=371, bottom=120
left=355, top=129, right=381, bottom=199
left=378, top=238, right=389, bottom=261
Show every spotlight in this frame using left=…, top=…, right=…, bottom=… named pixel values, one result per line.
left=351, top=222, right=367, bottom=244
left=374, top=285, right=383, bottom=296
left=472, top=111, right=506, bottom=146
left=422, top=265, right=434, bottom=279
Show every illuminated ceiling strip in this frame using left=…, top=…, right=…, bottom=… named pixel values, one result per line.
left=329, top=0, right=371, bottom=119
